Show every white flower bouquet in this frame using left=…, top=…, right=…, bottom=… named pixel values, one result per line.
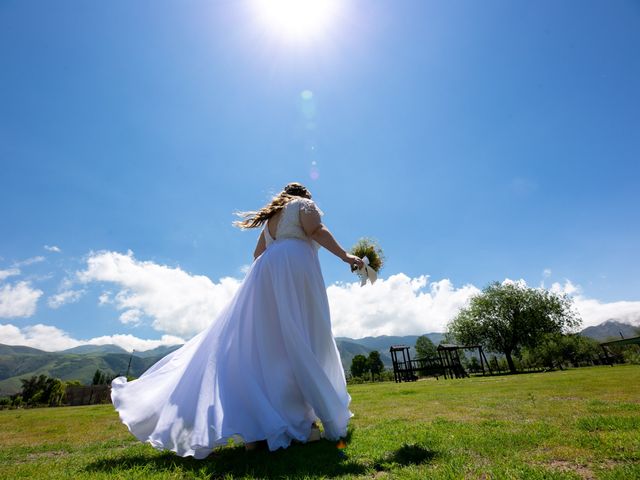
left=350, top=238, right=385, bottom=286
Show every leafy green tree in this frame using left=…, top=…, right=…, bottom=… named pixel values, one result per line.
left=532, top=333, right=564, bottom=370
left=367, top=351, right=384, bottom=381
left=522, top=333, right=600, bottom=370
left=468, top=357, right=481, bottom=373
left=415, top=336, right=437, bottom=359
left=44, top=378, right=65, bottom=406
left=448, top=282, right=580, bottom=373
left=92, top=369, right=115, bottom=385
left=20, top=375, right=45, bottom=403
left=92, top=369, right=105, bottom=385
left=561, top=334, right=600, bottom=366
left=350, top=354, right=368, bottom=378
left=19, top=374, right=66, bottom=406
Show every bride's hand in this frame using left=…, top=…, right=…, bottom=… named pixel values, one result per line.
left=343, top=253, right=364, bottom=270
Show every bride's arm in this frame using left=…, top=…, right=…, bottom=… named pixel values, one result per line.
left=253, top=230, right=266, bottom=260
left=300, top=208, right=363, bottom=269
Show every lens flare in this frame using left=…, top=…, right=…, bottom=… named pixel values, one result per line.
left=310, top=163, right=320, bottom=180
left=253, top=0, right=341, bottom=40
left=300, top=90, right=316, bottom=117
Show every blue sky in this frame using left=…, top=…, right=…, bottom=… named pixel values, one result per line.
left=1, top=1, right=639, bottom=350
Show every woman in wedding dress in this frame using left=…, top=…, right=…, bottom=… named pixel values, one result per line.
left=111, top=182, right=363, bottom=458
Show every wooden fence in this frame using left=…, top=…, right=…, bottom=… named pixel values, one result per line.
left=64, top=385, right=111, bottom=406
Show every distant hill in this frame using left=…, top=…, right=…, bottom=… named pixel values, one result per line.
left=0, top=333, right=448, bottom=396
left=337, top=333, right=445, bottom=359
left=580, top=320, right=640, bottom=342
left=61, top=344, right=129, bottom=355
left=133, top=345, right=182, bottom=358
left=335, top=339, right=393, bottom=369
left=0, top=344, right=48, bottom=356
left=0, top=347, right=161, bottom=396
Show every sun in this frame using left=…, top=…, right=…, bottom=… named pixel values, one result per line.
left=252, top=0, right=341, bottom=40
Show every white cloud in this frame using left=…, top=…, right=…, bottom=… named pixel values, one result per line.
left=73, top=250, right=640, bottom=340
left=0, top=323, right=79, bottom=350
left=329, top=276, right=640, bottom=337
left=84, top=333, right=185, bottom=352
left=543, top=268, right=552, bottom=278
left=77, top=250, right=242, bottom=337
left=119, top=308, right=143, bottom=325
left=47, top=289, right=85, bottom=309
left=501, top=278, right=528, bottom=288
left=328, top=274, right=480, bottom=338
left=0, top=268, right=20, bottom=282
left=44, top=245, right=62, bottom=253
left=98, top=291, right=112, bottom=305
left=0, top=323, right=184, bottom=352
left=0, top=281, right=43, bottom=318
left=551, top=280, right=580, bottom=296
left=551, top=280, right=640, bottom=328
left=13, top=256, right=45, bottom=267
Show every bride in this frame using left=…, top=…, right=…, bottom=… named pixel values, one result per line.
left=111, top=182, right=364, bottom=458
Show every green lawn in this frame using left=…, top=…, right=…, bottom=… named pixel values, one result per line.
left=1, top=366, right=639, bottom=479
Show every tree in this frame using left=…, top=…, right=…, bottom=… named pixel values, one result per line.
left=20, top=375, right=45, bottom=404
left=367, top=351, right=384, bottom=381
left=468, top=357, right=481, bottom=373
left=19, top=374, right=66, bottom=406
left=350, top=354, right=368, bottom=378
left=448, top=282, right=581, bottom=373
left=44, top=378, right=65, bottom=406
left=92, top=369, right=105, bottom=385
left=92, top=369, right=114, bottom=386
left=522, top=333, right=600, bottom=370
left=415, top=335, right=437, bottom=359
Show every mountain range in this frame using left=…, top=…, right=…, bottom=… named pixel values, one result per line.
left=0, top=333, right=443, bottom=396
left=0, top=322, right=636, bottom=396
left=579, top=320, right=639, bottom=342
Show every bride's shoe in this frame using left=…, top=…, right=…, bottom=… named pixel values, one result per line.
left=244, top=441, right=258, bottom=452
left=307, top=423, right=323, bottom=443
left=244, top=440, right=267, bottom=451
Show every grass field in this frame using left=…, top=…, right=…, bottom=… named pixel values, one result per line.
left=0, top=365, right=639, bottom=479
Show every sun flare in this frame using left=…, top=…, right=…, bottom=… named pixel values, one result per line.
left=252, top=0, right=341, bottom=40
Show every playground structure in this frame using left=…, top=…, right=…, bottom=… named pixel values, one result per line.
left=390, top=344, right=493, bottom=383
left=600, top=335, right=640, bottom=365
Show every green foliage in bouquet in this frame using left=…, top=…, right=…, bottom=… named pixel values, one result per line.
left=350, top=238, right=385, bottom=272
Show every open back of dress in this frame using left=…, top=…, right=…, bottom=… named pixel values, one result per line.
left=111, top=198, right=352, bottom=458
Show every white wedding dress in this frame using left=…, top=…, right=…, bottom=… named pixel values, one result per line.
left=111, top=197, right=352, bottom=458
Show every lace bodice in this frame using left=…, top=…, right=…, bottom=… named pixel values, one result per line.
left=263, top=198, right=323, bottom=248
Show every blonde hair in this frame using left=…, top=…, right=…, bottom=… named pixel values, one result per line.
left=233, top=182, right=312, bottom=229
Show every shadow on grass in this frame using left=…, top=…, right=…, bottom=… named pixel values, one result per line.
left=85, top=432, right=438, bottom=478
left=373, top=443, right=438, bottom=472
left=86, top=431, right=363, bottom=479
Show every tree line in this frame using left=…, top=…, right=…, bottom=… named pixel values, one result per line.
left=446, top=281, right=614, bottom=373
left=0, top=369, right=119, bottom=409
left=349, top=351, right=385, bottom=381
left=349, top=281, right=638, bottom=380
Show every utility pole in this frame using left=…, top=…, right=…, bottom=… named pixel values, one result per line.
left=126, top=350, right=134, bottom=377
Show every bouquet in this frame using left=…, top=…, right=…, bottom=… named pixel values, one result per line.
left=350, top=238, right=384, bottom=286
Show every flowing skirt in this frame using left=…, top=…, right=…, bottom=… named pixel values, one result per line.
left=111, top=238, right=352, bottom=459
